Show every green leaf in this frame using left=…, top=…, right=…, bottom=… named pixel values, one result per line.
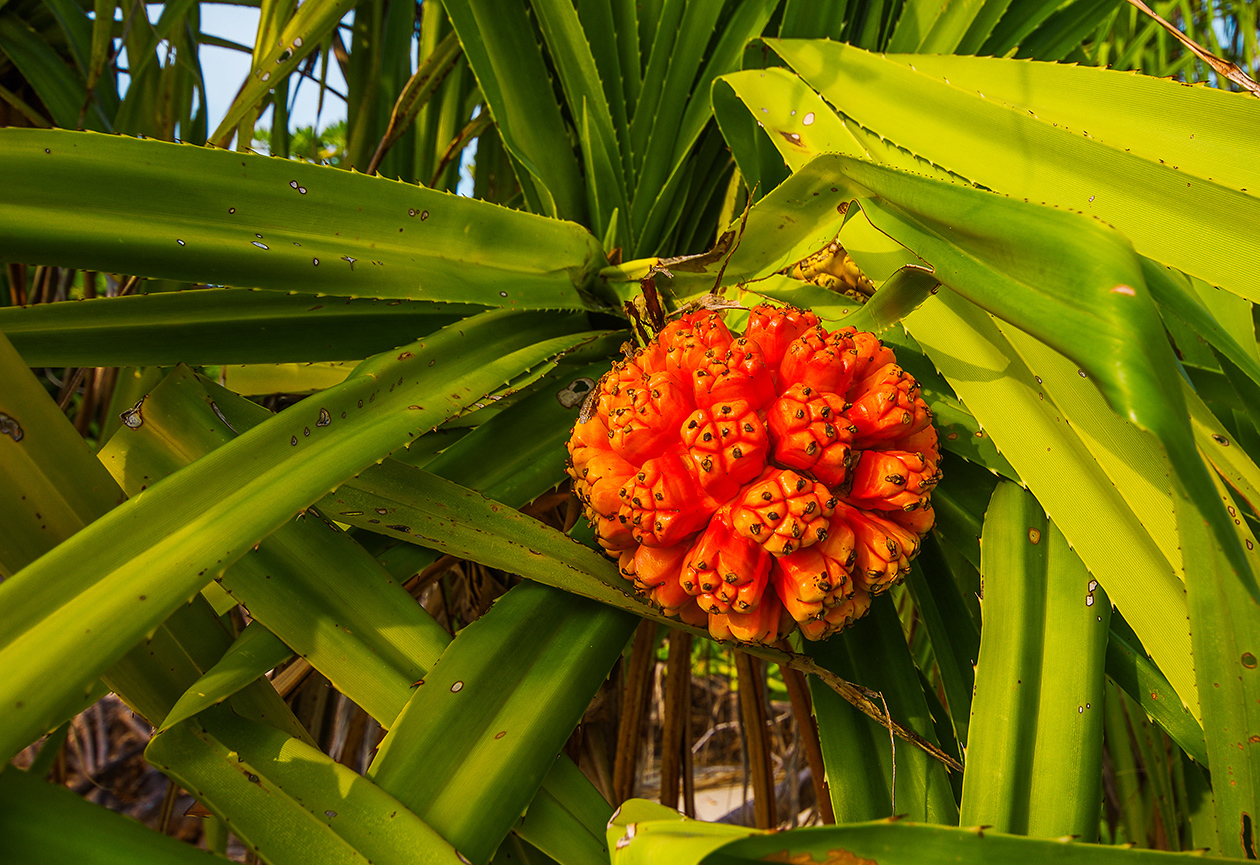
left=148, top=710, right=463, bottom=865
left=1187, top=381, right=1260, bottom=517
left=221, top=362, right=355, bottom=397
left=572, top=0, right=630, bottom=164
left=0, top=330, right=308, bottom=741
left=905, top=538, right=978, bottom=747
left=0, top=129, right=605, bottom=307
left=101, top=591, right=312, bottom=742
left=711, top=77, right=794, bottom=202
left=1105, top=613, right=1208, bottom=767
left=1174, top=469, right=1260, bottom=857
left=807, top=597, right=958, bottom=825
left=441, top=0, right=586, bottom=221
left=1142, top=259, right=1260, bottom=395
left=978, top=0, right=1075, bottom=54
left=369, top=581, right=636, bottom=865
left=421, top=358, right=616, bottom=506
left=962, top=482, right=1109, bottom=839
left=369, top=30, right=463, bottom=173
left=901, top=290, right=1197, bottom=723
left=0, top=766, right=230, bottom=864
left=210, top=0, right=358, bottom=145
left=886, top=0, right=990, bottom=54
left=769, top=41, right=1260, bottom=305
left=0, top=289, right=478, bottom=367
left=532, top=0, right=629, bottom=239
left=0, top=310, right=589, bottom=763
left=707, top=819, right=1241, bottom=864
left=0, top=11, right=105, bottom=130
left=955, top=0, right=1014, bottom=53
left=318, top=460, right=636, bottom=614
left=606, top=799, right=753, bottom=865
left=159, top=620, right=295, bottom=732
left=1014, top=0, right=1122, bottom=62
left=749, top=264, right=938, bottom=336
left=779, top=0, right=850, bottom=39
left=514, top=757, right=613, bottom=865
left=0, top=330, right=121, bottom=578
left=631, top=0, right=779, bottom=254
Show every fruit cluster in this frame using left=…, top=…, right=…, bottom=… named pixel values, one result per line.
left=567, top=304, right=939, bottom=644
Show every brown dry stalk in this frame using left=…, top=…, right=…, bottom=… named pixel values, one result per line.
left=659, top=628, right=693, bottom=811
left=613, top=619, right=658, bottom=802
left=1126, top=0, right=1260, bottom=95
left=735, top=650, right=777, bottom=829
left=776, top=649, right=836, bottom=824
left=787, top=654, right=963, bottom=773
left=596, top=588, right=962, bottom=772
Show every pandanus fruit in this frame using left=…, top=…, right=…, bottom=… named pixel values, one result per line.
left=568, top=304, right=939, bottom=643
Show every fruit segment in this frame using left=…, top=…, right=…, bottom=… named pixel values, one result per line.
left=681, top=399, right=768, bottom=502
left=744, top=303, right=820, bottom=370
left=767, top=383, right=854, bottom=487
left=846, top=362, right=931, bottom=447
left=606, top=368, right=694, bottom=464
left=659, top=309, right=734, bottom=374
left=619, top=544, right=691, bottom=614
left=779, top=327, right=858, bottom=395
left=680, top=509, right=772, bottom=615
left=798, top=587, right=872, bottom=641
left=619, top=446, right=709, bottom=547
left=730, top=468, right=836, bottom=556
left=566, top=303, right=940, bottom=643
left=707, top=588, right=792, bottom=645
left=838, top=502, right=922, bottom=595
left=692, top=338, right=776, bottom=409
left=846, top=447, right=940, bottom=512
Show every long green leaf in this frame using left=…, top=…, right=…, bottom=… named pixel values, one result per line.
left=514, top=756, right=613, bottom=865
left=148, top=709, right=463, bottom=865
left=807, top=597, right=958, bottom=824
left=903, top=290, right=1196, bottom=720
left=0, top=330, right=121, bottom=578
left=631, top=0, right=779, bottom=254
left=441, top=0, right=586, bottom=221
left=159, top=620, right=295, bottom=732
left=611, top=813, right=1242, bottom=864
left=532, top=0, right=628, bottom=240
left=0, top=766, right=229, bottom=864
left=905, top=539, right=978, bottom=747
left=0, top=310, right=588, bottom=762
left=369, top=581, right=636, bottom=865
left=769, top=41, right=1260, bottom=305
left=0, top=11, right=106, bottom=130
left=886, top=0, right=989, bottom=53
left=957, top=483, right=1048, bottom=836
left=209, top=0, right=358, bottom=145
left=318, top=460, right=635, bottom=613
left=0, top=328, right=309, bottom=743
left=1143, top=259, right=1260, bottom=395
left=1106, top=614, right=1208, bottom=767
left=369, top=30, right=463, bottom=173
left=963, top=482, right=1109, bottom=839
left=1174, top=470, right=1260, bottom=857
left=0, top=289, right=478, bottom=367
left=0, top=129, right=605, bottom=307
